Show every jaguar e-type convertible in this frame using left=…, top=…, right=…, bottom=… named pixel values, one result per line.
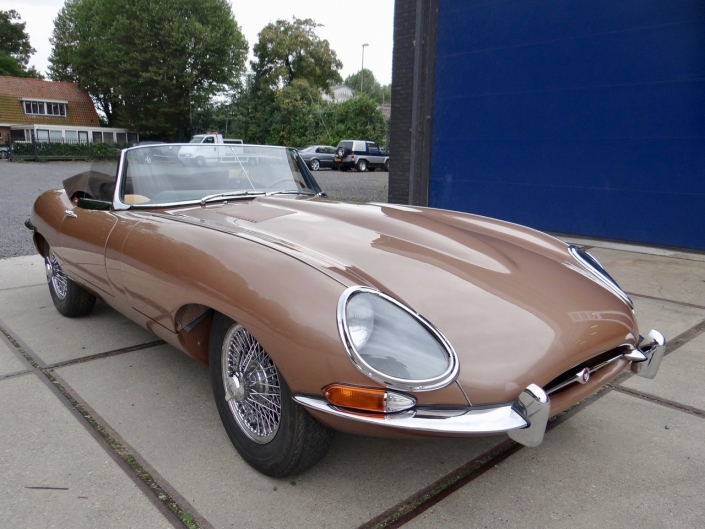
left=26, top=144, right=665, bottom=477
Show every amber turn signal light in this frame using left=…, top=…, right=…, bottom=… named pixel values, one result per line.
left=323, top=385, right=416, bottom=414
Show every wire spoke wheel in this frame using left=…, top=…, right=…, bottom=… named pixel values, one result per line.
left=221, top=324, right=281, bottom=444
left=46, top=252, right=68, bottom=300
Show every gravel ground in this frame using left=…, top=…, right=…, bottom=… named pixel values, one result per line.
left=0, top=161, right=92, bottom=259
left=313, top=168, right=389, bottom=204
left=0, top=162, right=388, bottom=259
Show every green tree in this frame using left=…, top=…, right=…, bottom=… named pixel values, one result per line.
left=324, top=95, right=387, bottom=146
left=344, top=69, right=391, bottom=105
left=0, top=10, right=44, bottom=78
left=251, top=18, right=342, bottom=91
left=49, top=0, right=248, bottom=139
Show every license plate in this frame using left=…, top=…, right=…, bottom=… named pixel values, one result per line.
left=334, top=157, right=341, bottom=162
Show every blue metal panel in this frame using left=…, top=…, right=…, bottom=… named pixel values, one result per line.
left=431, top=0, right=705, bottom=249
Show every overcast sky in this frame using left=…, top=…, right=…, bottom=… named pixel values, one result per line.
left=1, top=0, right=394, bottom=85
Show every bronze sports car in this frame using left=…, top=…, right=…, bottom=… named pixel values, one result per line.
left=26, top=144, right=665, bottom=477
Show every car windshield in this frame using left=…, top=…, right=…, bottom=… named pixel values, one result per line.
left=189, top=136, right=204, bottom=143
left=121, top=144, right=321, bottom=206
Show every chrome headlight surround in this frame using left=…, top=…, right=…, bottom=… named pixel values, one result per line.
left=569, top=246, right=633, bottom=309
left=336, top=286, right=459, bottom=392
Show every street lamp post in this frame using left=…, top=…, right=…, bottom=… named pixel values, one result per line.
left=361, top=43, right=369, bottom=94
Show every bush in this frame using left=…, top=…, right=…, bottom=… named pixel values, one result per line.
left=91, top=142, right=121, bottom=160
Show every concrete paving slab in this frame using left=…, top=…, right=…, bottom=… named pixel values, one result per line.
left=0, top=254, right=46, bottom=290
left=0, top=337, right=29, bottom=376
left=554, top=235, right=705, bottom=263
left=587, top=247, right=705, bottom=307
left=57, top=345, right=503, bottom=529
left=0, top=373, right=172, bottom=529
left=405, top=391, right=705, bottom=529
left=631, top=296, right=705, bottom=343
left=0, top=284, right=156, bottom=365
left=623, top=333, right=705, bottom=411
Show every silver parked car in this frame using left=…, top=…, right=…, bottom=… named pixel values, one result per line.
left=298, top=145, right=337, bottom=171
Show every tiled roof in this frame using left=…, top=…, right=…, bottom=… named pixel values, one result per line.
left=0, top=76, right=101, bottom=127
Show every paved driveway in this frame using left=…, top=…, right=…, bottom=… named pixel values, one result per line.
left=0, top=164, right=703, bottom=528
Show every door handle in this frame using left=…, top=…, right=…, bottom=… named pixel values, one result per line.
left=64, top=210, right=77, bottom=218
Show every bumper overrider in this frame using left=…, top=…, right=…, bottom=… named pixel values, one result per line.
left=294, top=330, right=665, bottom=447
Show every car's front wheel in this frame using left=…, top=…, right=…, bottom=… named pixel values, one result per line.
left=209, top=313, right=334, bottom=476
left=45, top=245, right=96, bottom=317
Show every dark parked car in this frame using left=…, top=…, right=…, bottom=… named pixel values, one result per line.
left=0, top=146, right=9, bottom=160
left=298, top=145, right=337, bottom=171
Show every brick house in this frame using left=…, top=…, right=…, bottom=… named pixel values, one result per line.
left=0, top=76, right=136, bottom=145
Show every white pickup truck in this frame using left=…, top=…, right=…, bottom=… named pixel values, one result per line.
left=178, top=134, right=246, bottom=167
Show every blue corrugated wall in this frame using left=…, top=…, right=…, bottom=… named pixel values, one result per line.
left=430, top=0, right=705, bottom=250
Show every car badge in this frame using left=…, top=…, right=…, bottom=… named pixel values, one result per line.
left=577, top=367, right=590, bottom=384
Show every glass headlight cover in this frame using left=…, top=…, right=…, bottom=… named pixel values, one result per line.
left=569, top=245, right=633, bottom=309
left=337, top=286, right=459, bottom=392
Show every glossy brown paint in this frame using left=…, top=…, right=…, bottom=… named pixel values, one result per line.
left=30, top=188, right=638, bottom=437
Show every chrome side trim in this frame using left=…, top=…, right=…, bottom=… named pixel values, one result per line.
left=336, top=286, right=460, bottom=392
left=295, top=383, right=551, bottom=448
left=631, top=329, right=666, bottom=379
left=569, top=245, right=634, bottom=309
left=508, top=384, right=550, bottom=447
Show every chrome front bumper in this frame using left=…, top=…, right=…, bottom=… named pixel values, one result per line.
left=295, top=329, right=666, bottom=448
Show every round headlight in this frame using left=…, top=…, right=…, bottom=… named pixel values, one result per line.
left=346, top=294, right=375, bottom=349
left=338, top=287, right=459, bottom=392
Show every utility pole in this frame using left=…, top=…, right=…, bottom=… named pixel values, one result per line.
left=361, top=43, right=369, bottom=94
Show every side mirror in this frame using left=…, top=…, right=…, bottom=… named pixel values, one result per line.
left=77, top=197, right=112, bottom=211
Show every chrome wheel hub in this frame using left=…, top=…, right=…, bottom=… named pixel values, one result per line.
left=221, top=324, right=281, bottom=444
left=46, top=253, right=68, bottom=300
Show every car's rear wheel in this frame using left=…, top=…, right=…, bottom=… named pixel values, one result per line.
left=209, top=313, right=333, bottom=476
left=0, top=150, right=8, bottom=160
left=356, top=159, right=368, bottom=172
left=195, top=156, right=206, bottom=167
left=384, top=160, right=389, bottom=172
left=45, top=245, right=96, bottom=317
left=310, top=159, right=320, bottom=171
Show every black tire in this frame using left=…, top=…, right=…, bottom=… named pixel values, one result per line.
left=336, top=146, right=351, bottom=157
left=384, top=160, right=389, bottom=172
left=0, top=150, right=8, bottom=160
left=209, top=313, right=334, bottom=477
left=310, top=159, right=320, bottom=171
left=339, top=166, right=349, bottom=172
left=44, top=245, right=96, bottom=317
left=356, top=159, right=368, bottom=172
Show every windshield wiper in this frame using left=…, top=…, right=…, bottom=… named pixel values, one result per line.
left=200, top=191, right=266, bottom=206
left=265, top=190, right=317, bottom=197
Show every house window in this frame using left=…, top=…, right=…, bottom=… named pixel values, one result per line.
left=50, top=130, right=63, bottom=142
left=23, top=100, right=67, bottom=117
left=65, top=130, right=78, bottom=142
left=11, top=130, right=26, bottom=141
left=116, top=133, right=127, bottom=144
left=92, top=131, right=103, bottom=143
left=78, top=131, right=88, bottom=143
left=36, top=130, right=50, bottom=142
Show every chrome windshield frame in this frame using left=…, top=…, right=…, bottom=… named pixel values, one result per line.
left=112, top=143, right=321, bottom=210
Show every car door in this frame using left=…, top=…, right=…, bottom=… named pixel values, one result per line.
left=315, top=147, right=332, bottom=167
left=55, top=171, right=118, bottom=296
left=366, top=142, right=384, bottom=168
